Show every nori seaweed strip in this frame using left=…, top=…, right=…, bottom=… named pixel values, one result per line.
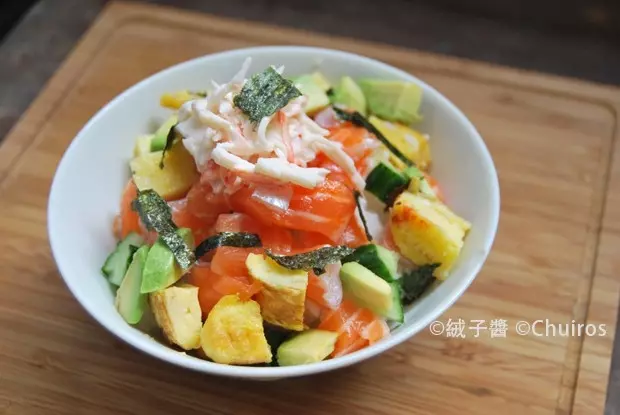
left=399, top=263, right=440, bottom=305
left=265, top=246, right=355, bottom=275
left=353, top=190, right=373, bottom=241
left=195, top=232, right=262, bottom=260
left=131, top=189, right=195, bottom=269
left=159, top=123, right=180, bottom=169
left=233, top=67, right=302, bottom=124
left=333, top=106, right=413, bottom=167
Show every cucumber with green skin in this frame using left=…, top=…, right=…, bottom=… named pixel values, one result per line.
left=101, top=232, right=145, bottom=286
left=343, top=244, right=399, bottom=282
left=364, top=162, right=409, bottom=204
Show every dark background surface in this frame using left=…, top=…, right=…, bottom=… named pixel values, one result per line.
left=0, top=0, right=619, bottom=413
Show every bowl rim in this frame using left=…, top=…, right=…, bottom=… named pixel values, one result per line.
left=48, top=45, right=500, bottom=378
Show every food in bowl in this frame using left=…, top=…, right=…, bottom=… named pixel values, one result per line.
left=101, top=58, right=471, bottom=367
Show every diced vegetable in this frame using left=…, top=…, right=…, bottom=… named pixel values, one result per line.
left=149, top=285, right=202, bottom=350
left=233, top=67, right=301, bottom=123
left=141, top=228, right=194, bottom=293
left=101, top=232, right=145, bottom=286
left=390, top=192, right=470, bottom=279
left=330, top=76, right=367, bottom=115
left=246, top=253, right=308, bottom=331
left=151, top=115, right=178, bottom=152
left=364, top=161, right=409, bottom=204
left=339, top=262, right=401, bottom=321
left=404, top=165, right=437, bottom=199
left=333, top=107, right=413, bottom=167
left=200, top=295, right=272, bottom=365
left=133, top=134, right=155, bottom=157
left=132, top=189, right=195, bottom=270
left=115, top=245, right=149, bottom=325
left=358, top=79, right=423, bottom=125
left=276, top=329, right=338, bottom=366
left=194, top=232, right=262, bottom=261
left=343, top=243, right=399, bottom=282
left=399, top=264, right=438, bottom=305
left=265, top=245, right=354, bottom=275
left=130, top=140, right=199, bottom=200
left=369, top=116, right=430, bottom=171
left=386, top=282, right=404, bottom=323
left=292, top=75, right=330, bottom=114
left=309, top=72, right=331, bottom=91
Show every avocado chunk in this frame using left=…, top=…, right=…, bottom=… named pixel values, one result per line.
left=141, top=228, right=194, bottom=293
left=115, top=245, right=150, bottom=324
left=343, top=244, right=399, bottom=282
left=358, top=80, right=423, bottom=125
left=340, top=262, right=403, bottom=322
left=293, top=75, right=330, bottom=114
left=277, top=329, right=339, bottom=366
left=310, top=72, right=331, bottom=91
left=150, top=115, right=178, bottom=152
left=331, top=76, right=367, bottom=115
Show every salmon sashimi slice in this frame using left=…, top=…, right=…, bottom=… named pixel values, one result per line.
left=306, top=271, right=330, bottom=309
left=119, top=180, right=142, bottom=238
left=214, top=213, right=293, bottom=254
left=337, top=215, right=370, bottom=248
left=318, top=299, right=385, bottom=357
left=362, top=319, right=390, bottom=345
left=210, top=246, right=262, bottom=279
left=230, top=173, right=356, bottom=241
left=327, top=123, right=371, bottom=163
left=185, top=181, right=231, bottom=227
left=188, top=264, right=262, bottom=316
left=169, top=198, right=214, bottom=243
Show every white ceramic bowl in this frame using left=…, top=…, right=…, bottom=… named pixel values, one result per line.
left=48, top=46, right=500, bottom=379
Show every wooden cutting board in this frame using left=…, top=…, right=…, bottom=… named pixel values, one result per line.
left=1, top=2, right=619, bottom=414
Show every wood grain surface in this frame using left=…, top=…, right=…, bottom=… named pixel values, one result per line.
left=0, top=2, right=619, bottom=414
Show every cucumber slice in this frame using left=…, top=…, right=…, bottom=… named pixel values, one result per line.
left=101, top=232, right=145, bottom=286
left=151, top=115, right=178, bottom=152
left=386, top=282, right=404, bottom=323
left=343, top=244, right=399, bottom=282
left=365, top=162, right=408, bottom=203
left=404, top=165, right=437, bottom=199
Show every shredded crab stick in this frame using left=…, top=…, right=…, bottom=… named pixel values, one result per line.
left=177, top=58, right=365, bottom=193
